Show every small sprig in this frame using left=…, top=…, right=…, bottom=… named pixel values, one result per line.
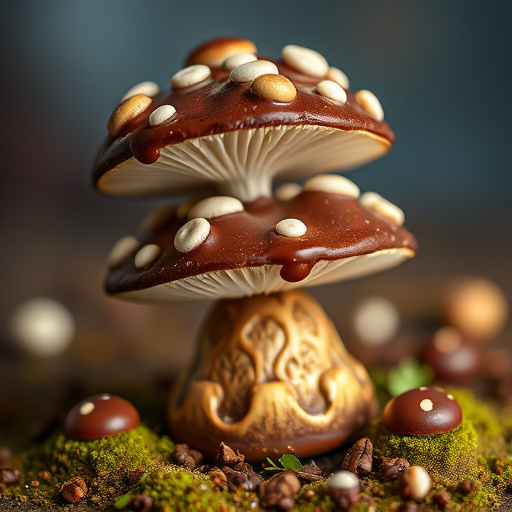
left=264, top=454, right=304, bottom=472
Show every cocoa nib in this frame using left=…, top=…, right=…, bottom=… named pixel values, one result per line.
left=60, top=477, right=87, bottom=504
left=0, top=467, right=21, bottom=484
left=432, top=490, right=451, bottom=510
left=216, top=442, right=245, bottom=466
left=341, top=438, right=373, bottom=477
left=375, top=456, right=410, bottom=481
left=223, top=466, right=263, bottom=492
left=262, top=471, right=301, bottom=510
left=172, top=443, right=204, bottom=469
left=298, top=461, right=323, bottom=481
left=456, top=479, right=474, bottom=495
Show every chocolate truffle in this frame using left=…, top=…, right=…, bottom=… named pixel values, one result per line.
left=420, top=327, right=481, bottom=385
left=382, top=387, right=462, bottom=436
left=93, top=38, right=394, bottom=201
left=64, top=394, right=140, bottom=440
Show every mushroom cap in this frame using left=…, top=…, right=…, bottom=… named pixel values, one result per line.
left=64, top=394, right=140, bottom=440
left=93, top=38, right=394, bottom=201
left=104, top=179, right=416, bottom=301
left=382, top=387, right=463, bottom=436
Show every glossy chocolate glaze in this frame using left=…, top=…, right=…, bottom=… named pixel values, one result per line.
left=105, top=190, right=416, bottom=295
left=92, top=55, right=394, bottom=187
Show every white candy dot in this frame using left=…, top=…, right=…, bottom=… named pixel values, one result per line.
left=282, top=44, right=329, bottom=77
left=223, top=52, right=257, bottom=70
left=420, top=398, right=434, bottom=412
left=149, top=105, right=176, bottom=126
left=316, top=80, right=347, bottom=103
left=134, top=244, right=161, bottom=268
left=174, top=218, right=211, bottom=253
left=171, top=64, right=211, bottom=89
left=304, top=174, right=360, bottom=198
left=359, top=192, right=405, bottom=225
left=188, top=196, right=244, bottom=220
left=229, top=60, right=279, bottom=83
left=328, top=470, right=359, bottom=490
left=100, top=394, right=111, bottom=400
left=355, top=89, right=384, bottom=121
left=80, top=402, right=95, bottom=415
left=327, top=67, right=350, bottom=90
left=274, top=183, right=302, bottom=201
left=121, top=81, right=160, bottom=102
left=276, top=218, right=307, bottom=237
left=108, top=236, right=139, bottom=268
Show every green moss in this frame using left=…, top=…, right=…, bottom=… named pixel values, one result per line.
left=371, top=419, right=479, bottom=485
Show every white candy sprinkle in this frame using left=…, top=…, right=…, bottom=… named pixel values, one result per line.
left=149, top=104, right=177, bottom=126
left=316, top=80, right=347, bottom=103
left=101, top=394, right=111, bottom=400
left=121, top=81, right=160, bottom=102
left=359, top=192, right=405, bottom=225
left=188, top=196, right=244, bottom=220
left=447, top=394, right=454, bottom=400
left=355, top=89, right=384, bottom=121
left=174, top=218, right=211, bottom=253
left=282, top=44, right=329, bottom=77
left=274, top=183, right=302, bottom=201
left=327, top=67, right=350, bottom=90
left=171, top=64, right=211, bottom=89
left=420, top=387, right=428, bottom=391
left=80, top=402, right=95, bottom=415
left=223, top=52, right=257, bottom=70
left=108, top=236, right=139, bottom=268
left=276, top=218, right=307, bottom=237
left=328, top=470, right=359, bottom=490
left=405, top=466, right=432, bottom=502
left=304, top=174, right=360, bottom=198
left=134, top=244, right=161, bottom=268
left=229, top=60, right=278, bottom=83
left=420, top=398, right=434, bottom=412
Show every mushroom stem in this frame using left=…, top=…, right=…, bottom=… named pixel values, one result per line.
left=168, top=289, right=377, bottom=462
left=216, top=175, right=273, bottom=202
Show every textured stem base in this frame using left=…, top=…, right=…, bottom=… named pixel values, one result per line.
left=168, top=289, right=377, bottom=462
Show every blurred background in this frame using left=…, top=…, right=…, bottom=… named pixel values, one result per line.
left=0, top=0, right=511, bottom=445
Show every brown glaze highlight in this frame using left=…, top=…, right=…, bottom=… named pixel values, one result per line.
left=105, top=191, right=416, bottom=296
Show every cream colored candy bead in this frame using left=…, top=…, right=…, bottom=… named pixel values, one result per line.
left=223, top=52, right=257, bottom=70
left=134, top=244, right=161, bottom=268
left=355, top=89, right=384, bottom=121
left=360, top=192, right=404, bottom=225
left=327, top=67, right=350, bottom=90
left=107, top=94, right=153, bottom=136
left=316, top=80, right=347, bottom=103
left=149, top=105, right=177, bottom=126
left=121, top=81, right=160, bottom=102
left=251, top=74, right=297, bottom=103
left=282, top=44, right=329, bottom=77
left=230, top=60, right=278, bottom=83
left=304, top=174, right=360, bottom=198
left=108, top=236, right=139, bottom=267
left=274, top=183, right=302, bottom=201
left=276, top=218, right=307, bottom=237
left=171, top=65, right=211, bottom=89
left=402, top=466, right=432, bottom=502
left=174, top=218, right=211, bottom=253
left=188, top=196, right=244, bottom=220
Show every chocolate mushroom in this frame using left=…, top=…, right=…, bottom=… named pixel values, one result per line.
left=168, top=289, right=377, bottom=461
left=105, top=175, right=416, bottom=301
left=64, top=394, right=140, bottom=440
left=382, top=387, right=463, bottom=436
left=93, top=38, right=394, bottom=201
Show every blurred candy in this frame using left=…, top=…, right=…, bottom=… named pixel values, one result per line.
left=9, top=297, right=75, bottom=357
left=352, top=296, right=400, bottom=346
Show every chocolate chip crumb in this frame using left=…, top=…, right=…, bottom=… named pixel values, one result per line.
left=60, top=477, right=87, bottom=503
left=342, top=438, right=373, bottom=477
left=0, top=467, right=21, bottom=484
left=172, top=443, right=204, bottom=469
left=376, top=456, right=410, bottom=481
left=216, top=442, right=245, bottom=466
left=131, top=494, right=153, bottom=512
left=456, top=479, right=474, bottom=495
left=209, top=467, right=228, bottom=487
left=433, top=490, right=451, bottom=510
left=262, top=471, right=301, bottom=510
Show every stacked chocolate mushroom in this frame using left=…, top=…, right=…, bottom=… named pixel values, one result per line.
left=93, top=38, right=417, bottom=461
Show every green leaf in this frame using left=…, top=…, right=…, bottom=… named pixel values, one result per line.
left=279, top=454, right=304, bottom=472
left=114, top=492, right=133, bottom=509
left=264, top=457, right=282, bottom=471
left=387, top=357, right=435, bottom=397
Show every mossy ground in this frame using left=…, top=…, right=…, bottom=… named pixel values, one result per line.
left=1, top=390, right=511, bottom=511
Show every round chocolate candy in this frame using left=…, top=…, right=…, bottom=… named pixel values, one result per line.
left=382, top=387, right=462, bottom=436
left=64, top=394, right=140, bottom=440
left=420, top=327, right=481, bottom=385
